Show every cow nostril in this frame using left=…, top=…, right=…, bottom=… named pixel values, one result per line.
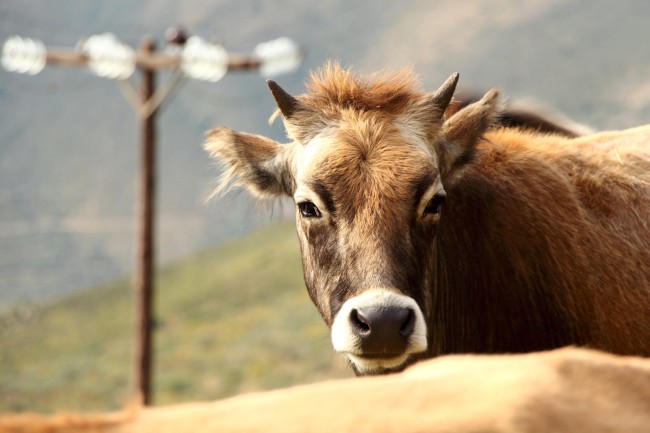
left=400, top=309, right=416, bottom=337
left=348, top=305, right=414, bottom=355
left=350, top=306, right=416, bottom=341
left=350, top=309, right=370, bottom=334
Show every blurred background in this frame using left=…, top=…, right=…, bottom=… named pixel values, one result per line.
left=1, top=0, right=649, bottom=413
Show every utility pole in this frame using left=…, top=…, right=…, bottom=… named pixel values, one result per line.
left=2, top=30, right=304, bottom=405
left=135, top=36, right=157, bottom=405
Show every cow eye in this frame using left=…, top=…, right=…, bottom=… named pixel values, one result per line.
left=298, top=201, right=322, bottom=218
left=423, top=193, right=446, bottom=215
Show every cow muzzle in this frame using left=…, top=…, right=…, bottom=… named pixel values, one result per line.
left=331, top=289, right=428, bottom=374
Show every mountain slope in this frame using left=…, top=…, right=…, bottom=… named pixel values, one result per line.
left=0, top=222, right=350, bottom=413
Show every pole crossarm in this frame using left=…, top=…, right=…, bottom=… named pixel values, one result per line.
left=44, top=47, right=262, bottom=72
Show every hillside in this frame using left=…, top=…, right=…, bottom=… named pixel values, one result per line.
left=0, top=223, right=351, bottom=414
left=2, top=0, right=650, bottom=307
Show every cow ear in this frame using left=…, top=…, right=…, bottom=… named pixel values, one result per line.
left=437, top=89, right=501, bottom=177
left=204, top=126, right=294, bottom=198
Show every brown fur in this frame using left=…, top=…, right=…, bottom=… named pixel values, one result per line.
left=3, top=348, right=650, bottom=433
left=205, top=64, right=650, bottom=372
left=432, top=125, right=650, bottom=356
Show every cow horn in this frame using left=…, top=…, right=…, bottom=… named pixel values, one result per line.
left=267, top=80, right=300, bottom=119
left=430, top=72, right=459, bottom=112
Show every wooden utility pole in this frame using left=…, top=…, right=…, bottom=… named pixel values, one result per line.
left=135, top=36, right=157, bottom=405
left=2, top=30, right=303, bottom=407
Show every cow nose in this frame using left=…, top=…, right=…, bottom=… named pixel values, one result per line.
left=349, top=306, right=416, bottom=354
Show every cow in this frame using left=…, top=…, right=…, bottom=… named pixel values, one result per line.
left=2, top=348, right=650, bottom=433
left=204, top=63, right=650, bottom=376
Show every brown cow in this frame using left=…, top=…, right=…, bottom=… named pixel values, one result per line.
left=204, top=63, right=650, bottom=375
left=2, top=348, right=650, bottom=433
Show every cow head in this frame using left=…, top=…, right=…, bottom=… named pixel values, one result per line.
left=205, top=64, right=500, bottom=375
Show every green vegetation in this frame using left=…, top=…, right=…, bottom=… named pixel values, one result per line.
left=0, top=223, right=351, bottom=414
